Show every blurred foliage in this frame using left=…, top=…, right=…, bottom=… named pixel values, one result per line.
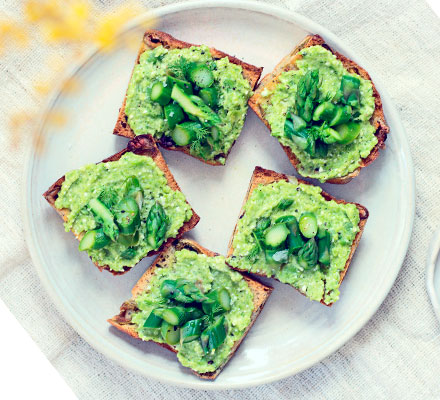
left=0, top=0, right=156, bottom=152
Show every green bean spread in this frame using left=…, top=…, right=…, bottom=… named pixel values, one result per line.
left=260, top=45, right=377, bottom=181
left=55, top=152, right=192, bottom=272
left=131, top=249, right=253, bottom=373
left=227, top=180, right=360, bottom=304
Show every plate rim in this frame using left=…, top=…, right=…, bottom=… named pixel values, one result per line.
left=22, top=0, right=415, bottom=390
left=426, top=228, right=440, bottom=323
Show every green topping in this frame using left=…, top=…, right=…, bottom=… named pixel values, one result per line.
left=164, top=103, right=185, bottom=129
left=299, top=212, right=318, bottom=238
left=167, top=56, right=193, bottom=80
left=290, top=113, right=307, bottom=131
left=340, top=75, right=361, bottom=107
left=166, top=75, right=193, bottom=94
left=201, top=315, right=227, bottom=354
left=159, top=279, right=208, bottom=303
left=210, top=126, right=221, bottom=142
left=261, top=45, right=377, bottom=181
left=160, top=279, right=179, bottom=299
left=172, top=122, right=196, bottom=146
left=54, top=153, right=192, bottom=272
left=313, top=102, right=336, bottom=122
left=151, top=81, right=172, bottom=105
left=113, top=197, right=140, bottom=235
left=295, top=70, right=320, bottom=122
left=88, top=198, right=119, bottom=242
left=117, top=231, right=140, bottom=247
left=180, top=283, right=208, bottom=303
left=268, top=248, right=289, bottom=264
left=297, top=238, right=318, bottom=269
left=189, top=95, right=222, bottom=126
left=276, top=198, right=294, bottom=210
left=285, top=121, right=310, bottom=151
left=143, top=311, right=163, bottom=328
left=146, top=202, right=169, bottom=249
left=125, top=45, right=252, bottom=164
left=120, top=247, right=136, bottom=260
left=314, top=139, right=328, bottom=158
left=328, top=105, right=352, bottom=126
left=334, top=122, right=361, bottom=145
left=319, top=126, right=342, bottom=144
left=154, top=307, right=187, bottom=326
left=256, top=217, right=271, bottom=232
left=181, top=318, right=204, bottom=343
left=216, top=288, right=231, bottom=312
left=131, top=249, right=253, bottom=373
left=188, top=64, right=214, bottom=88
left=227, top=180, right=360, bottom=304
left=184, top=307, right=204, bottom=321
left=202, top=288, right=231, bottom=315
left=97, top=187, right=118, bottom=209
left=124, top=176, right=144, bottom=209
left=78, top=228, right=110, bottom=251
left=199, top=87, right=218, bottom=107
left=264, top=224, right=290, bottom=248
left=282, top=216, right=304, bottom=253
left=171, top=85, right=204, bottom=119
left=252, top=217, right=271, bottom=252
left=317, top=231, right=331, bottom=266
left=161, top=321, right=181, bottom=345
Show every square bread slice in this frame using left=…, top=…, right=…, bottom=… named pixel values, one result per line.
left=113, top=29, right=263, bottom=165
left=249, top=34, right=390, bottom=184
left=108, top=238, right=273, bottom=380
left=226, top=166, right=369, bottom=306
left=43, top=135, right=200, bottom=275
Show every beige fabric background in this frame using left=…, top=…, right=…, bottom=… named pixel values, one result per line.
left=1, top=0, right=440, bottom=398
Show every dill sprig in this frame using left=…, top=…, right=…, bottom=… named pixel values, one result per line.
left=246, top=245, right=260, bottom=262
left=190, top=125, right=210, bottom=154
left=195, top=126, right=209, bottom=140
left=168, top=57, right=193, bottom=79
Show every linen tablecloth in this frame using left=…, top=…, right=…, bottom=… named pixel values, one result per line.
left=1, top=0, right=440, bottom=398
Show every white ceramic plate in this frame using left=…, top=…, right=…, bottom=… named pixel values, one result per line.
left=24, top=0, right=415, bottom=389
left=426, top=229, right=440, bottom=323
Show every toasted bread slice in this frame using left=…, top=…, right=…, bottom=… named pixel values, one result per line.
left=43, top=135, right=200, bottom=275
left=113, top=29, right=263, bottom=165
left=226, top=166, right=369, bottom=306
left=249, top=34, right=389, bottom=184
left=108, top=238, right=273, bottom=380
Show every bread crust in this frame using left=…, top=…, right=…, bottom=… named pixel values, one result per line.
left=43, top=135, right=200, bottom=275
left=226, top=166, right=369, bottom=306
left=248, top=34, right=389, bottom=184
left=108, top=238, right=273, bottom=380
left=113, top=29, right=263, bottom=165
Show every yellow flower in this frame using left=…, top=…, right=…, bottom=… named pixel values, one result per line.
left=0, top=21, right=28, bottom=55
left=24, top=0, right=60, bottom=22
left=24, top=0, right=91, bottom=42
left=92, top=3, right=153, bottom=50
left=7, top=0, right=158, bottom=153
